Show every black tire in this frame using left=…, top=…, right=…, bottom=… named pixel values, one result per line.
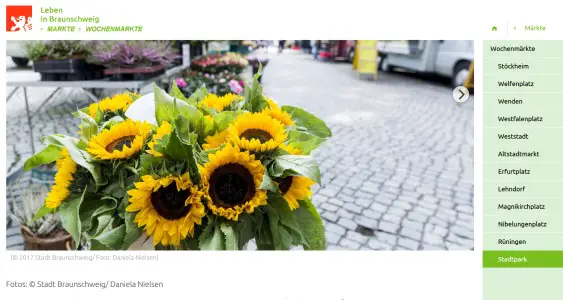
left=379, top=55, right=393, bottom=72
left=12, top=57, right=29, bottom=67
left=452, top=60, right=470, bottom=88
left=348, top=48, right=355, bottom=63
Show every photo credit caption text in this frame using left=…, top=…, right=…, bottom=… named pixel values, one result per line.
left=10, top=253, right=159, bottom=262
left=6, top=280, right=164, bottom=289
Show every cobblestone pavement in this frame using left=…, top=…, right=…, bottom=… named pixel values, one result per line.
left=258, top=50, right=474, bottom=250
left=6, top=51, right=474, bottom=250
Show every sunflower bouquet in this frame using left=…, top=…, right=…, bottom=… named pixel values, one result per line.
left=24, top=69, right=331, bottom=250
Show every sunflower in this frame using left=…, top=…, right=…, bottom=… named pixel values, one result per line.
left=146, top=121, right=172, bottom=157
left=200, top=93, right=241, bottom=112
left=279, top=143, right=301, bottom=155
left=202, top=129, right=230, bottom=150
left=276, top=176, right=315, bottom=210
left=126, top=173, right=205, bottom=246
left=200, top=144, right=267, bottom=221
left=88, top=92, right=133, bottom=118
left=227, top=112, right=287, bottom=152
left=87, top=119, right=151, bottom=160
left=44, top=148, right=77, bottom=210
left=263, top=99, right=294, bottom=126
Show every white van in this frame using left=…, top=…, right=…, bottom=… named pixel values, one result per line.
left=378, top=40, right=474, bottom=87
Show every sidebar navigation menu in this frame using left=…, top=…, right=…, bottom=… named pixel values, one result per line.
left=484, top=40, right=563, bottom=300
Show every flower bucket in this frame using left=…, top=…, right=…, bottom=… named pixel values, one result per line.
left=127, top=234, right=156, bottom=250
left=104, top=64, right=166, bottom=81
left=21, top=225, right=73, bottom=251
left=30, top=164, right=57, bottom=188
left=33, top=58, right=105, bottom=81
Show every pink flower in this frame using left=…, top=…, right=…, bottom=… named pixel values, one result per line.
left=175, top=78, right=187, bottom=88
left=229, top=79, right=243, bottom=94
left=239, top=80, right=244, bottom=86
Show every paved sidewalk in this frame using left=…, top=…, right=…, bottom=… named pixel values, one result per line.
left=259, top=50, right=474, bottom=250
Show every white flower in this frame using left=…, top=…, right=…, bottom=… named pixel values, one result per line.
left=124, top=92, right=158, bottom=126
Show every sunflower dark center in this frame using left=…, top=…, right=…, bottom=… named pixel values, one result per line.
left=151, top=184, right=192, bottom=220
left=240, top=129, right=272, bottom=143
left=105, top=135, right=136, bottom=152
left=209, top=163, right=255, bottom=207
left=277, top=176, right=294, bottom=195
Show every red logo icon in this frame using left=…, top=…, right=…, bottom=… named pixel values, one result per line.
left=6, top=5, right=32, bottom=32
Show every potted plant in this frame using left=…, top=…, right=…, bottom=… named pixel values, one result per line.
left=90, top=41, right=179, bottom=81
left=24, top=40, right=103, bottom=81
left=9, top=185, right=73, bottom=250
left=178, top=69, right=245, bottom=97
left=190, top=52, right=248, bottom=75
left=30, top=162, right=58, bottom=187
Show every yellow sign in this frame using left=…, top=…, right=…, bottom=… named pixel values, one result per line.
left=355, top=40, right=378, bottom=80
left=464, top=61, right=474, bottom=89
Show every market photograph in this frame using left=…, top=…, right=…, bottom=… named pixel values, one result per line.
left=6, top=40, right=474, bottom=251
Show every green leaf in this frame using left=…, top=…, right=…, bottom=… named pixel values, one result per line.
left=154, top=84, right=202, bottom=126
left=23, top=145, right=62, bottom=172
left=91, top=213, right=113, bottom=238
left=264, top=205, right=293, bottom=250
left=139, top=153, right=165, bottom=177
left=32, top=205, right=54, bottom=221
left=199, top=222, right=226, bottom=250
left=174, top=115, right=198, bottom=145
left=77, top=106, right=89, bottom=116
left=287, top=130, right=327, bottom=155
left=42, top=134, right=102, bottom=188
left=180, top=237, right=201, bottom=250
left=100, top=181, right=127, bottom=199
left=126, top=91, right=142, bottom=102
left=233, top=213, right=260, bottom=250
left=94, top=107, right=103, bottom=123
left=256, top=220, right=275, bottom=250
left=282, top=106, right=332, bottom=138
left=268, top=193, right=301, bottom=233
left=58, top=190, right=86, bottom=249
left=294, top=199, right=326, bottom=250
left=259, top=170, right=278, bottom=192
left=163, top=130, right=192, bottom=161
left=76, top=106, right=102, bottom=123
left=161, top=128, right=202, bottom=184
left=220, top=223, right=238, bottom=250
left=93, top=224, right=126, bottom=250
left=122, top=212, right=143, bottom=250
left=100, top=116, right=125, bottom=130
left=79, top=196, right=118, bottom=233
left=90, top=239, right=112, bottom=250
left=76, top=110, right=99, bottom=143
left=172, top=117, right=202, bottom=185
left=271, top=155, right=321, bottom=184
left=243, top=67, right=268, bottom=112
left=77, top=140, right=88, bottom=150
left=187, top=84, right=209, bottom=103
left=168, top=80, right=192, bottom=104
left=213, top=111, right=237, bottom=132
